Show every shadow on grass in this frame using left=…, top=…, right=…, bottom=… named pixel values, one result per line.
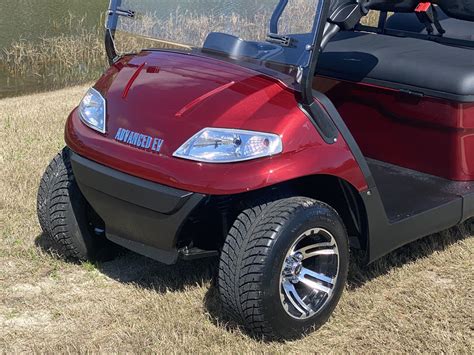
left=347, top=222, right=471, bottom=289
left=35, top=232, right=218, bottom=293
left=35, top=221, right=472, bottom=338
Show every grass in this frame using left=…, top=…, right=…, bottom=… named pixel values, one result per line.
left=0, top=86, right=473, bottom=352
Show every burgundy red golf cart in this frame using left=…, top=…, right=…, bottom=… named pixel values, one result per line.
left=37, top=0, right=474, bottom=339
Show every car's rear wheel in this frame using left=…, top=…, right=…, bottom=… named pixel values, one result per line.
left=218, top=196, right=349, bottom=340
left=37, top=147, right=116, bottom=261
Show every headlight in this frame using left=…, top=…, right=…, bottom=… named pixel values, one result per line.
left=173, top=128, right=283, bottom=163
left=79, top=88, right=106, bottom=134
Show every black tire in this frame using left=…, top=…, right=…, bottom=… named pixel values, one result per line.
left=218, top=196, right=349, bottom=340
left=468, top=218, right=474, bottom=234
left=37, top=147, right=116, bottom=261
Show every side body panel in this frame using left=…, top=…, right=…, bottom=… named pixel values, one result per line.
left=315, top=76, right=474, bottom=181
left=313, top=76, right=474, bottom=262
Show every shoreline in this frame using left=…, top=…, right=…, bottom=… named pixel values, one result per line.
left=0, top=82, right=93, bottom=102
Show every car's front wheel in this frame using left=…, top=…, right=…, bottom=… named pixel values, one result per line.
left=37, top=147, right=116, bottom=261
left=218, top=196, right=349, bottom=340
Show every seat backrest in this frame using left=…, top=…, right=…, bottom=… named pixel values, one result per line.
left=386, top=7, right=474, bottom=40
left=432, top=0, right=474, bottom=22
left=364, top=0, right=474, bottom=22
left=364, top=0, right=419, bottom=12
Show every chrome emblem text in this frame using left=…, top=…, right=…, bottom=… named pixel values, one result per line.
left=114, top=127, right=164, bottom=153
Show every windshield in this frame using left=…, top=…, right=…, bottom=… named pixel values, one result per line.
left=107, top=0, right=325, bottom=75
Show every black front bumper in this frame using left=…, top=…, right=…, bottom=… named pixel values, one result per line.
left=70, top=153, right=206, bottom=264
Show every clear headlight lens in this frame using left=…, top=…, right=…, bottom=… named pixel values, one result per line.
left=173, top=128, right=283, bottom=163
left=79, top=88, right=106, bottom=134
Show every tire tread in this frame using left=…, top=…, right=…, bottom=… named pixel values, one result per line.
left=218, top=195, right=348, bottom=339
left=37, top=148, right=98, bottom=261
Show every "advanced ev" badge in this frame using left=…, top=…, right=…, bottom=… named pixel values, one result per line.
left=114, top=127, right=164, bottom=153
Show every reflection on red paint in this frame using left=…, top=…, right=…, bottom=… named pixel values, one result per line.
left=122, top=62, right=146, bottom=99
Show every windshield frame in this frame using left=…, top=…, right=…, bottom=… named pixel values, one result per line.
left=105, top=0, right=330, bottom=93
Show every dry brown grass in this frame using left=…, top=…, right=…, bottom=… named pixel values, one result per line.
left=1, top=89, right=473, bottom=352
left=360, top=10, right=381, bottom=26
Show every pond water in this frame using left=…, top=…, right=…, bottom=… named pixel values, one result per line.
left=0, top=0, right=108, bottom=98
left=0, top=1, right=106, bottom=48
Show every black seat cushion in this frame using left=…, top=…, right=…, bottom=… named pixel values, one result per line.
left=386, top=8, right=474, bottom=40
left=317, top=32, right=474, bottom=101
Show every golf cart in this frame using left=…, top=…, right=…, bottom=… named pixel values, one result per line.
left=37, top=0, right=474, bottom=339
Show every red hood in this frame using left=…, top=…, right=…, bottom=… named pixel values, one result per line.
left=94, top=51, right=299, bottom=156
left=66, top=50, right=368, bottom=194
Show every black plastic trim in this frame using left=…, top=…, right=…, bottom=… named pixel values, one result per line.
left=299, top=103, right=338, bottom=144
left=70, top=152, right=206, bottom=265
left=179, top=247, right=219, bottom=261
left=105, top=0, right=121, bottom=64
left=301, top=0, right=331, bottom=104
left=71, top=153, right=193, bottom=215
left=108, top=234, right=179, bottom=265
left=312, top=90, right=376, bottom=188
left=361, top=159, right=474, bottom=263
left=105, top=29, right=119, bottom=65
left=461, top=191, right=474, bottom=222
left=362, top=186, right=463, bottom=263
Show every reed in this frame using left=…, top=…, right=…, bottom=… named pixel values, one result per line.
left=1, top=14, right=106, bottom=79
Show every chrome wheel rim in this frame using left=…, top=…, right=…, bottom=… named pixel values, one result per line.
left=279, top=228, right=340, bottom=320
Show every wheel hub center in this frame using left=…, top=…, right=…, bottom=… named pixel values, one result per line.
left=283, top=253, right=304, bottom=280
left=294, top=263, right=302, bottom=275
left=287, top=261, right=302, bottom=276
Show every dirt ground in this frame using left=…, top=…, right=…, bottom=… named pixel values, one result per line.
left=1, top=86, right=473, bottom=353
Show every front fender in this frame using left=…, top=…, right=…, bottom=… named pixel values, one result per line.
left=66, top=105, right=368, bottom=195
